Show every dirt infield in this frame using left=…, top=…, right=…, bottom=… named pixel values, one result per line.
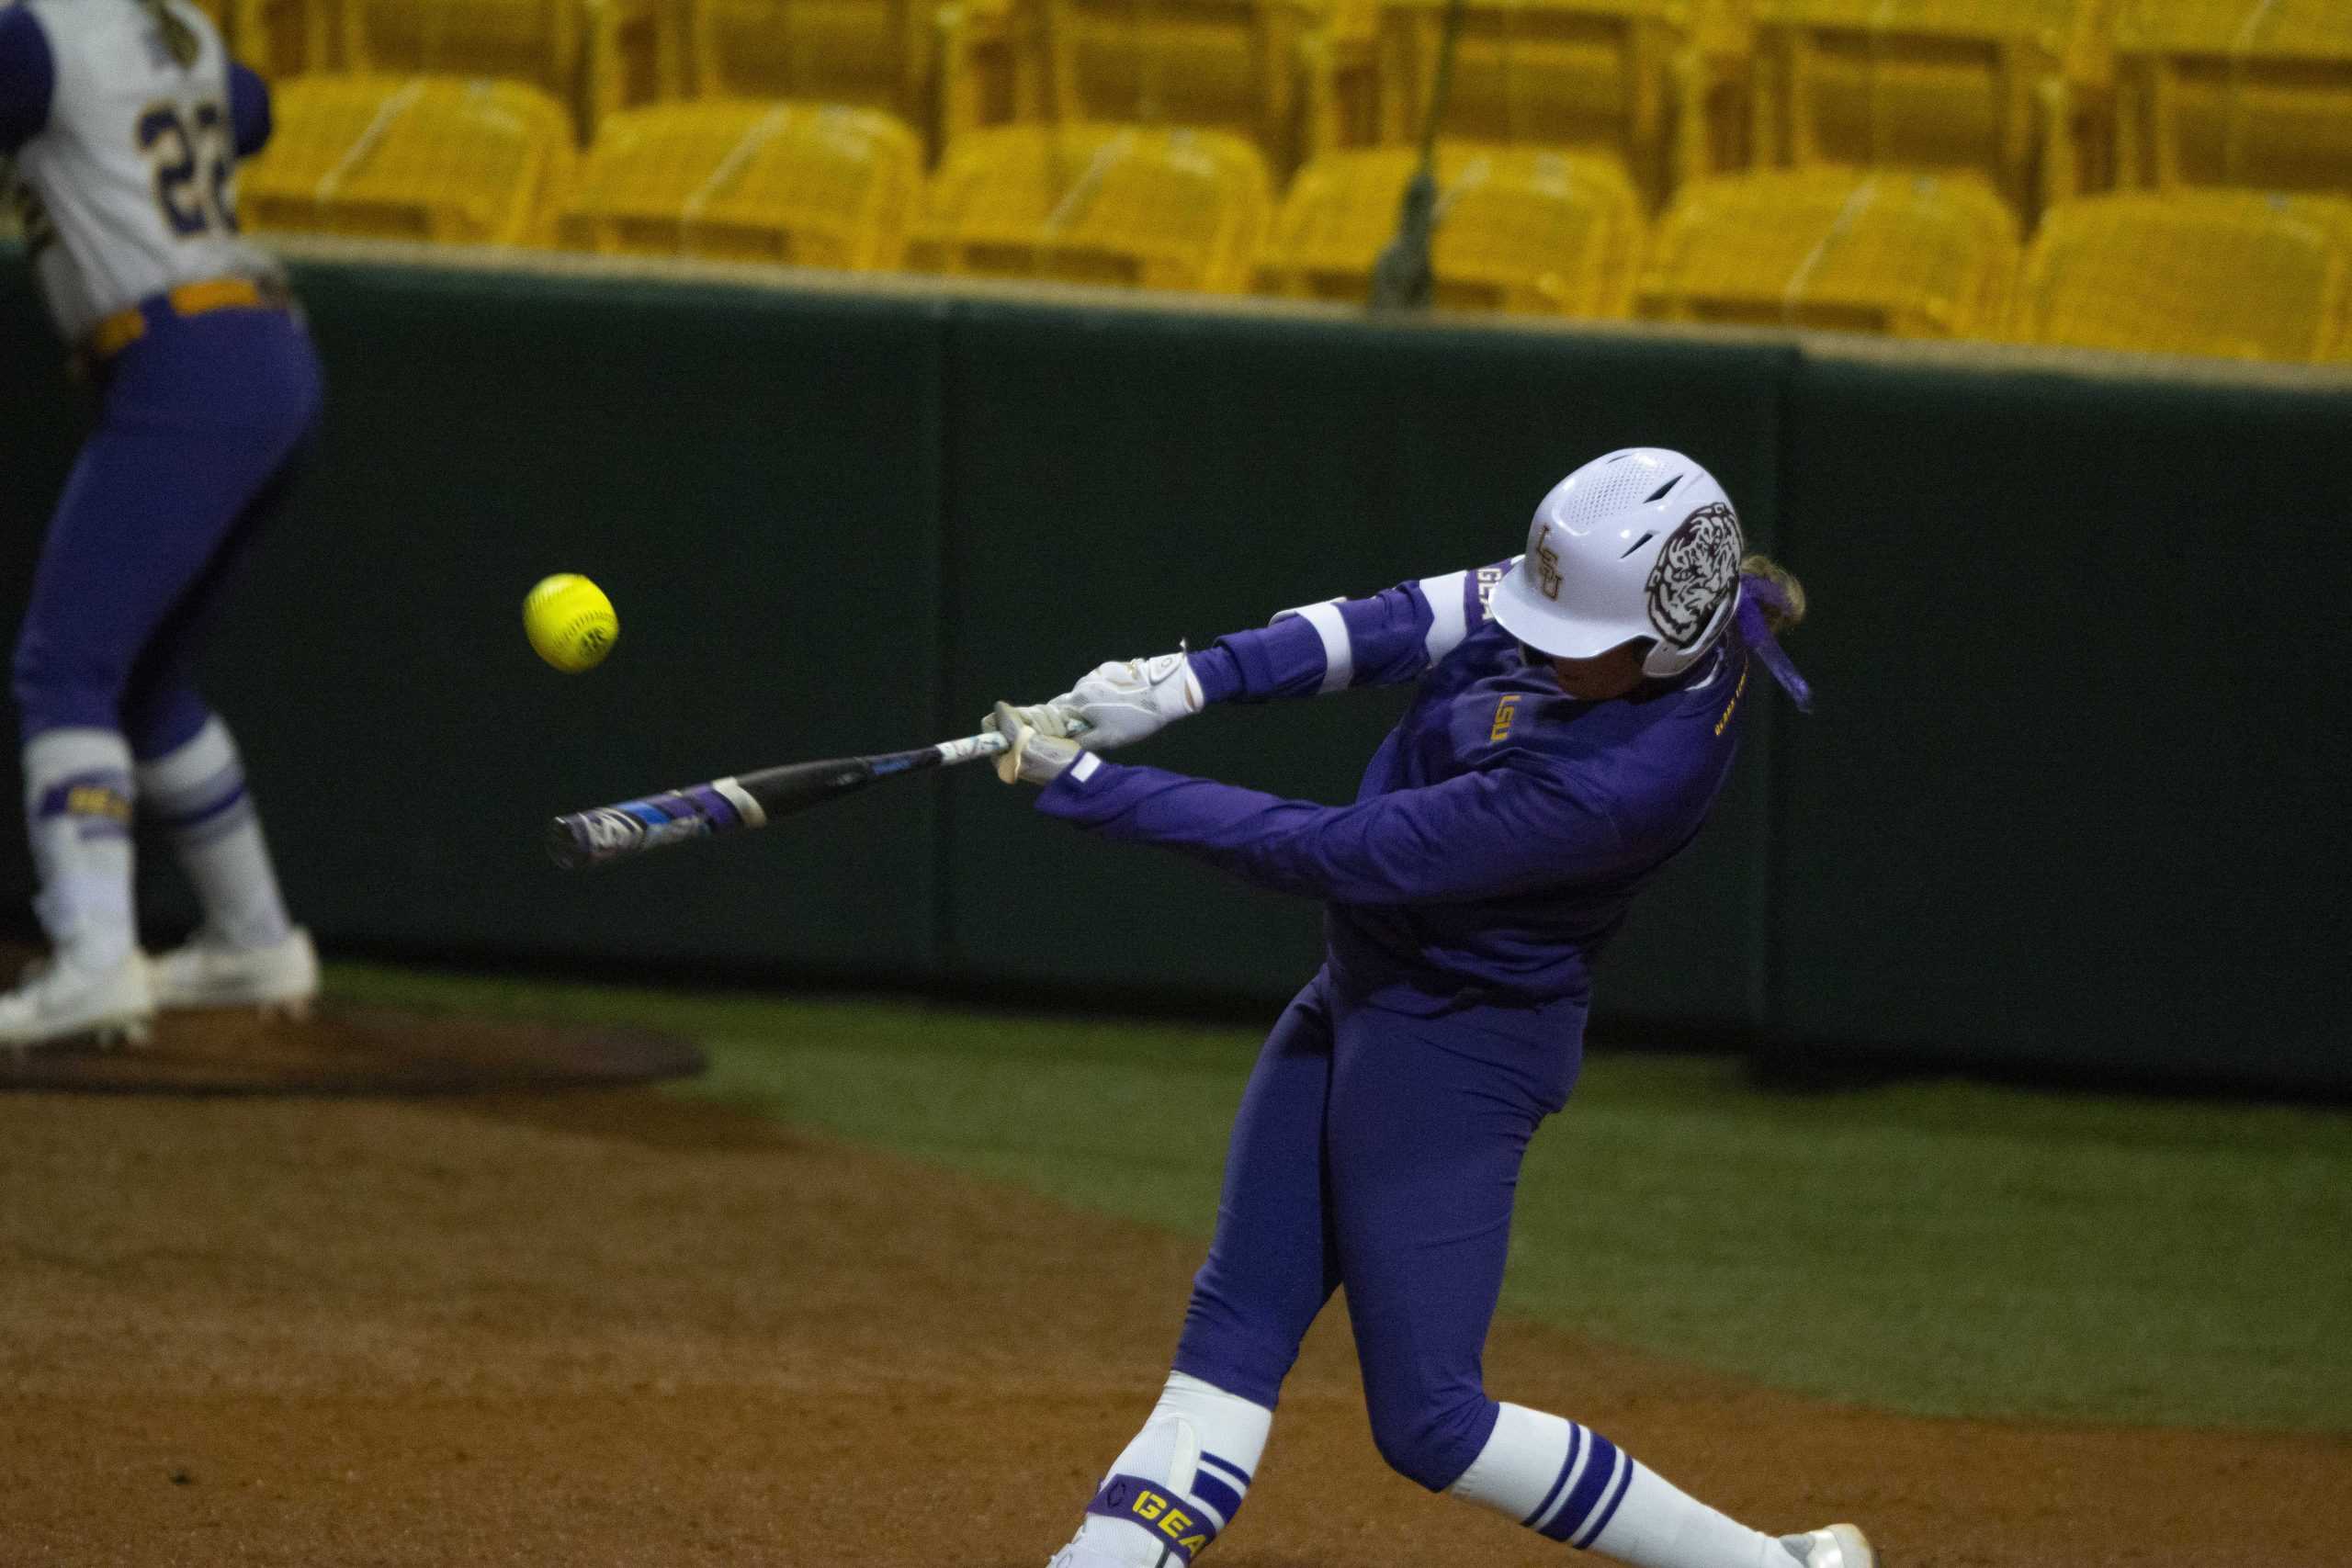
left=0, top=999, right=703, bottom=1095
left=2, top=1070, right=2345, bottom=1565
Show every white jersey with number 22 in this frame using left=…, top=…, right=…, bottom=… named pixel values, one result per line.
left=9, top=0, right=278, bottom=341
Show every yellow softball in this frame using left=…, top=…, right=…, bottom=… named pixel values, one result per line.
left=523, top=574, right=619, bottom=673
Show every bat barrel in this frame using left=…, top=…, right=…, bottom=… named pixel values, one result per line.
left=545, top=779, right=766, bottom=869
left=545, top=723, right=1058, bottom=869
left=547, top=810, right=627, bottom=870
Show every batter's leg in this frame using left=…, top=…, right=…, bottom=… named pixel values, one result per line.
left=7, top=430, right=243, bottom=998
left=121, top=449, right=319, bottom=1011
left=1327, top=996, right=1830, bottom=1567
left=1050, top=974, right=1341, bottom=1568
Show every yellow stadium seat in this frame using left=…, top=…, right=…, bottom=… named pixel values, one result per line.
left=558, top=100, right=922, bottom=267
left=1038, top=0, right=1339, bottom=175
left=240, top=75, right=577, bottom=245
left=1307, top=0, right=1736, bottom=209
left=689, top=0, right=1026, bottom=151
left=229, top=0, right=343, bottom=74
left=2112, top=1, right=2352, bottom=197
left=343, top=0, right=680, bottom=136
left=1747, top=0, right=2102, bottom=220
left=1261, top=143, right=1644, bottom=313
left=910, top=122, right=1272, bottom=290
left=1639, top=165, right=2018, bottom=335
left=2017, top=190, right=2352, bottom=363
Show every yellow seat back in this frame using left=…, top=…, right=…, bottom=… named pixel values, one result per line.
left=1344, top=0, right=1691, bottom=204
left=2112, top=0, right=2352, bottom=197
left=241, top=74, right=577, bottom=245
left=232, top=0, right=345, bottom=75
left=911, top=123, right=1272, bottom=291
left=1749, top=0, right=2098, bottom=220
left=559, top=100, right=922, bottom=268
left=1042, top=0, right=1332, bottom=173
left=691, top=0, right=936, bottom=130
left=1641, top=165, right=2018, bottom=336
left=2018, top=190, right=2352, bottom=363
left=345, top=0, right=582, bottom=98
left=1262, top=143, right=1644, bottom=314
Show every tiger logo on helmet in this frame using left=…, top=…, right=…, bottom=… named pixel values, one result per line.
left=1645, top=503, right=1742, bottom=651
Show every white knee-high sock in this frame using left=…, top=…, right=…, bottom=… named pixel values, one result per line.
left=1068, top=1371, right=1272, bottom=1564
left=1448, top=1403, right=1796, bottom=1567
left=24, top=728, right=138, bottom=970
left=134, top=717, right=290, bottom=950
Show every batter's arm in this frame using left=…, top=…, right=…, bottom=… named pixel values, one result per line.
left=1035, top=752, right=1634, bottom=905
left=0, top=7, right=56, bottom=155
left=227, top=60, right=271, bottom=157
left=1193, top=559, right=1515, bottom=705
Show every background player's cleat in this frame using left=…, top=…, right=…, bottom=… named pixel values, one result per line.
left=1783, top=1523, right=1877, bottom=1566
left=148, top=927, right=319, bottom=1018
left=0, top=951, right=153, bottom=1051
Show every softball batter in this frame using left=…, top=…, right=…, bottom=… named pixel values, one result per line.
left=989, top=448, right=1871, bottom=1568
left=1, top=0, right=320, bottom=1046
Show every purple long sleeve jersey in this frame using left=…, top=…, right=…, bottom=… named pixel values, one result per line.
left=1035, top=564, right=1756, bottom=1011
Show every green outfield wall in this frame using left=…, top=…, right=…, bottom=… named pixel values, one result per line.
left=2, top=254, right=2344, bottom=1089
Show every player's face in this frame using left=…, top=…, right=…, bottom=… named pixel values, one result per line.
left=1546, top=639, right=1650, bottom=701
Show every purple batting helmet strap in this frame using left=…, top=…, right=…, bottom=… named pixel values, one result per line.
left=1733, top=574, right=1814, bottom=713
left=1085, top=1473, right=1218, bottom=1564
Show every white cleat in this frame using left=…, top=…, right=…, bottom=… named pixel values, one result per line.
left=1783, top=1523, right=1877, bottom=1567
left=0, top=951, right=153, bottom=1052
left=147, top=926, right=320, bottom=1018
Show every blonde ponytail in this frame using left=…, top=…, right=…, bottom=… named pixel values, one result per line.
left=1739, top=552, right=1806, bottom=636
left=142, top=0, right=201, bottom=68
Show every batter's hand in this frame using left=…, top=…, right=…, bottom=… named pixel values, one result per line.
left=991, top=702, right=1084, bottom=786
left=1050, top=652, right=1204, bottom=751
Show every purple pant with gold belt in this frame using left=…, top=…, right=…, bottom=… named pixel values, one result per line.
left=1171, top=967, right=1586, bottom=1492
left=14, top=301, right=322, bottom=756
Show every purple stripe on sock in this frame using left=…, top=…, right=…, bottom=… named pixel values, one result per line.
left=172, top=799, right=260, bottom=850
left=1199, top=1450, right=1252, bottom=1488
left=1084, top=1472, right=1216, bottom=1565
left=145, top=758, right=241, bottom=816
left=1523, top=1424, right=1581, bottom=1529
left=1543, top=1432, right=1621, bottom=1543
left=1190, top=1468, right=1242, bottom=1526
left=152, top=781, right=249, bottom=832
left=1572, top=1450, right=1637, bottom=1550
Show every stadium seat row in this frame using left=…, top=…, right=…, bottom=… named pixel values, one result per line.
left=236, top=80, right=2352, bottom=363
left=195, top=0, right=2352, bottom=214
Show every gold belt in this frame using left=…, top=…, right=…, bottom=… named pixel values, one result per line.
left=85, top=276, right=289, bottom=362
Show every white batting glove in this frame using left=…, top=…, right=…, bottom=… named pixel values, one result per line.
left=1050, top=652, right=1204, bottom=751
left=991, top=702, right=1084, bottom=786
left=984, top=700, right=1082, bottom=739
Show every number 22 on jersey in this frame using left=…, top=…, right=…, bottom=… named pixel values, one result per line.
left=138, top=100, right=235, bottom=237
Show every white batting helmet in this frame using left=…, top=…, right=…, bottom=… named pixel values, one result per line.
left=1490, top=447, right=1745, bottom=678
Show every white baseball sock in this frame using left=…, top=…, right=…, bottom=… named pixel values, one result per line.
left=135, top=716, right=291, bottom=951
left=1448, top=1402, right=1796, bottom=1566
left=23, top=728, right=138, bottom=971
left=1067, top=1371, right=1272, bottom=1564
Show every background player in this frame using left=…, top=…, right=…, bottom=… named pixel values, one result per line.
left=987, top=448, right=1870, bottom=1568
left=0, top=0, right=321, bottom=1046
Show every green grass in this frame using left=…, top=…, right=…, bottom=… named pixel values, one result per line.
left=333, top=963, right=2352, bottom=1433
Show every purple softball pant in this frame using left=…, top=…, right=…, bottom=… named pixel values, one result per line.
left=13, top=302, right=322, bottom=757
left=1171, top=968, right=1586, bottom=1492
